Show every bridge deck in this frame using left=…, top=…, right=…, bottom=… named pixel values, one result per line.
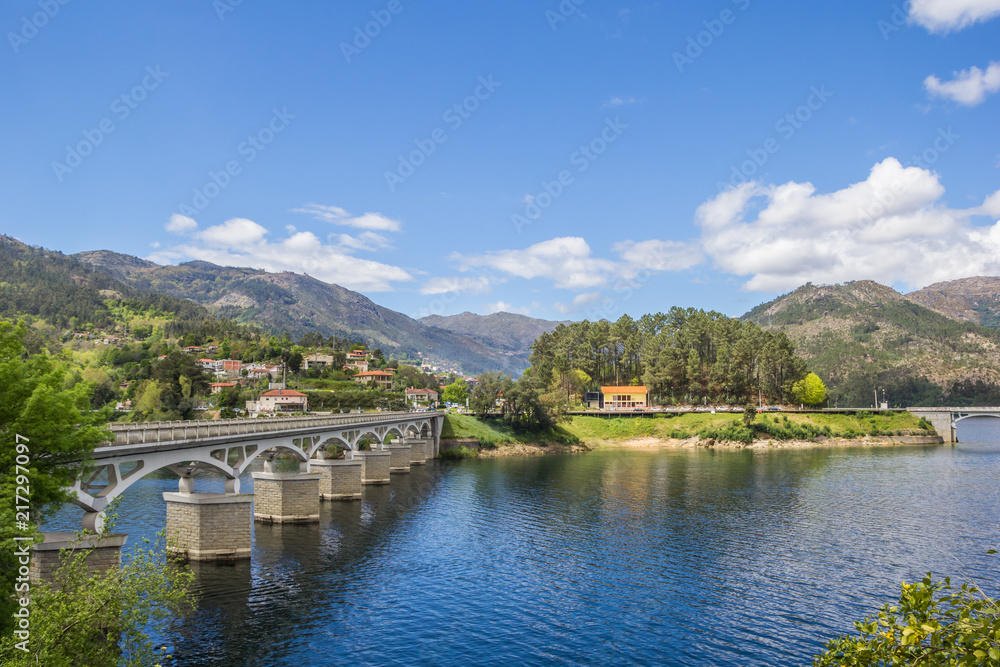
left=99, top=411, right=422, bottom=449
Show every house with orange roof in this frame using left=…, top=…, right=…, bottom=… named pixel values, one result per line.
left=599, top=386, right=648, bottom=410
left=405, top=387, right=438, bottom=405
left=246, top=388, right=308, bottom=415
left=352, top=370, right=394, bottom=390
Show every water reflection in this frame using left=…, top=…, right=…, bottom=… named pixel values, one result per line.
left=41, top=425, right=1000, bottom=666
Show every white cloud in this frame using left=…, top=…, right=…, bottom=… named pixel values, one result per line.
left=419, top=276, right=492, bottom=296
left=292, top=203, right=401, bottom=231
left=553, top=292, right=606, bottom=315
left=612, top=239, right=704, bottom=275
left=572, top=292, right=603, bottom=307
left=909, top=0, right=1000, bottom=32
left=452, top=236, right=701, bottom=292
left=981, top=189, right=1000, bottom=217
left=157, top=216, right=413, bottom=292
left=485, top=300, right=535, bottom=316
left=332, top=231, right=394, bottom=252
left=197, top=218, right=269, bottom=248
left=924, top=61, right=1000, bottom=106
left=697, top=158, right=1000, bottom=292
left=165, top=214, right=198, bottom=234
left=453, top=237, right=619, bottom=290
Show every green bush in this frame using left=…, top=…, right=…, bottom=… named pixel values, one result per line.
left=440, top=445, right=478, bottom=460
left=700, top=423, right=754, bottom=444
left=814, top=572, right=1000, bottom=666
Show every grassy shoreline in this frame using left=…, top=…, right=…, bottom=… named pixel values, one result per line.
left=440, top=411, right=939, bottom=458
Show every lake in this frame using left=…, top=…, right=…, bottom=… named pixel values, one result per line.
left=43, top=417, right=1000, bottom=665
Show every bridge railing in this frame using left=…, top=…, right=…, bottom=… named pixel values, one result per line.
left=99, top=412, right=420, bottom=447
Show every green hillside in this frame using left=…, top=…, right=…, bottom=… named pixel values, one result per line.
left=75, top=250, right=521, bottom=375
left=743, top=281, right=1000, bottom=407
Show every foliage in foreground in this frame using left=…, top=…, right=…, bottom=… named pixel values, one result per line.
left=0, top=529, right=194, bottom=667
left=813, top=573, right=1000, bottom=666
left=0, top=320, right=109, bottom=629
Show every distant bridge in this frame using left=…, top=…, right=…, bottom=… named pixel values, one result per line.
left=71, top=411, right=443, bottom=532
left=906, top=407, right=1000, bottom=443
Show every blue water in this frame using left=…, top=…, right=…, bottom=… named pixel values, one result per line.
left=44, top=418, right=1000, bottom=666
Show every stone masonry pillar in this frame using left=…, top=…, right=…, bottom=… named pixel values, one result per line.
left=387, top=443, right=412, bottom=474
left=312, top=459, right=363, bottom=500
left=250, top=472, right=322, bottom=523
left=163, top=492, right=253, bottom=561
left=29, top=532, right=128, bottom=584
left=407, top=439, right=427, bottom=466
left=356, top=450, right=391, bottom=485
left=432, top=416, right=442, bottom=459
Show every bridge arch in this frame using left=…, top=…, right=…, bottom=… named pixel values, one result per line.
left=952, top=413, right=1000, bottom=425
left=72, top=445, right=256, bottom=532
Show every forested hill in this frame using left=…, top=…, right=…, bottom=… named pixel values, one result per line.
left=0, top=235, right=248, bottom=343
left=528, top=310, right=808, bottom=406
left=742, top=281, right=1000, bottom=407
left=74, top=250, right=520, bottom=375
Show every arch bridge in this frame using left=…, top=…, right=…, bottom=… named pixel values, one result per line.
left=71, top=411, right=443, bottom=531
left=906, top=407, right=1000, bottom=443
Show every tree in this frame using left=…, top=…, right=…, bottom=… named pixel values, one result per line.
left=287, top=351, right=303, bottom=375
left=813, top=572, right=1000, bottom=666
left=0, top=524, right=194, bottom=666
left=442, top=382, right=468, bottom=405
left=742, top=404, right=757, bottom=427
left=791, top=372, right=829, bottom=406
left=0, top=320, right=109, bottom=633
left=503, top=376, right=556, bottom=431
left=470, top=372, right=513, bottom=419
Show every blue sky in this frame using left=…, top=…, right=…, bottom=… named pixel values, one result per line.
left=2, top=0, right=999, bottom=322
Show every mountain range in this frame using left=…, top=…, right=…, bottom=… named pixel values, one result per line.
left=419, top=311, right=572, bottom=358
left=6, top=233, right=1000, bottom=404
left=71, top=249, right=547, bottom=375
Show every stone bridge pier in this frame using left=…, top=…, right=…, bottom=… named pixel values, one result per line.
left=163, top=471, right=254, bottom=561
left=251, top=456, right=321, bottom=524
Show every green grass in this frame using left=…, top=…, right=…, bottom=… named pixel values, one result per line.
left=444, top=411, right=933, bottom=447
left=441, top=414, right=579, bottom=448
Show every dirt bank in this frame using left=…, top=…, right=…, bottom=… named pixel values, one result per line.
left=608, top=434, right=943, bottom=450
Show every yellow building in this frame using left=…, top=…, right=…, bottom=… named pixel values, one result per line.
left=601, top=386, right=648, bottom=410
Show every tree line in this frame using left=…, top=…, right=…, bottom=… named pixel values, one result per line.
left=528, top=308, right=812, bottom=406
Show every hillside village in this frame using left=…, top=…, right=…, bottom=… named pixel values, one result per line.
left=63, top=326, right=476, bottom=420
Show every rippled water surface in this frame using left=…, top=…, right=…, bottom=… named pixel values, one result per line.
left=45, top=419, right=1000, bottom=665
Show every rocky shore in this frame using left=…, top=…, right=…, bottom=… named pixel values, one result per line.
left=441, top=433, right=943, bottom=458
